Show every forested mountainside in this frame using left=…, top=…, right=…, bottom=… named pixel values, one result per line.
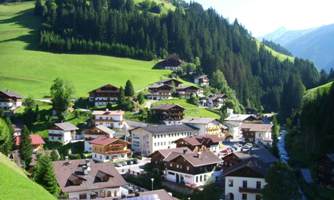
left=262, top=39, right=292, bottom=56
left=34, top=0, right=320, bottom=113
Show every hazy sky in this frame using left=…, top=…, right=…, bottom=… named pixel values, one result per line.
left=188, top=0, right=334, bottom=36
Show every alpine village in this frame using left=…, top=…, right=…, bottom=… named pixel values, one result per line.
left=0, top=0, right=334, bottom=200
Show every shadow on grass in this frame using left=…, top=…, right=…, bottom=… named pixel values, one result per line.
left=0, top=7, right=40, bottom=50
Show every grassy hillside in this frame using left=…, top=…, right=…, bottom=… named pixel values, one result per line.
left=303, top=81, right=333, bottom=102
left=0, top=153, right=56, bottom=200
left=256, top=40, right=294, bottom=62
left=153, top=99, right=220, bottom=119
left=134, top=0, right=175, bottom=14
left=0, top=2, right=170, bottom=98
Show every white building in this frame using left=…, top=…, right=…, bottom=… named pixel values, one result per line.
left=194, top=75, right=209, bottom=87
left=0, top=90, right=22, bottom=111
left=92, top=109, right=126, bottom=129
left=48, top=122, right=79, bottom=144
left=182, top=118, right=223, bottom=136
left=164, top=150, right=222, bottom=188
left=83, top=125, right=115, bottom=152
left=240, top=123, right=273, bottom=146
left=131, top=124, right=199, bottom=156
left=53, top=159, right=126, bottom=200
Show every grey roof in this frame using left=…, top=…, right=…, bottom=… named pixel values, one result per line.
left=128, top=189, right=177, bottom=200
left=143, top=124, right=198, bottom=135
left=0, top=90, right=22, bottom=98
left=224, top=157, right=268, bottom=177
left=233, top=147, right=278, bottom=165
left=54, top=122, right=79, bottom=131
left=151, top=147, right=191, bottom=158
left=53, top=159, right=126, bottom=193
left=96, top=125, right=115, bottom=135
left=182, top=117, right=217, bottom=124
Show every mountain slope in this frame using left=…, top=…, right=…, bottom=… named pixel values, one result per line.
left=303, top=81, right=333, bottom=102
left=0, top=2, right=170, bottom=97
left=263, top=24, right=334, bottom=71
left=0, top=153, right=56, bottom=200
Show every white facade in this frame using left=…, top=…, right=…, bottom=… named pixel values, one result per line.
left=225, top=176, right=265, bottom=200
left=0, top=100, right=22, bottom=111
left=164, top=169, right=216, bottom=187
left=224, top=122, right=244, bottom=142
left=255, top=131, right=272, bottom=146
left=68, top=187, right=121, bottom=200
left=48, top=129, right=73, bottom=144
left=92, top=152, right=128, bottom=163
left=131, top=128, right=198, bottom=156
left=89, top=97, right=118, bottom=107
left=93, top=111, right=125, bottom=129
left=184, top=121, right=222, bottom=136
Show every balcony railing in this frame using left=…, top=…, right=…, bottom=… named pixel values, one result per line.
left=239, top=187, right=262, bottom=194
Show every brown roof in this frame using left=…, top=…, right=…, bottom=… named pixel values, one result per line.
left=89, top=84, right=119, bottom=94
left=175, top=135, right=223, bottom=147
left=223, top=157, right=268, bottom=177
left=176, top=136, right=201, bottom=146
left=90, top=136, right=119, bottom=145
left=53, top=159, right=126, bottom=193
left=84, top=126, right=115, bottom=136
left=150, top=147, right=191, bottom=159
left=165, top=150, right=221, bottom=167
left=151, top=104, right=185, bottom=111
left=241, top=123, right=273, bottom=132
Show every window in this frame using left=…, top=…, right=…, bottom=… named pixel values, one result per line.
left=204, top=175, right=207, bottom=181
left=256, top=195, right=262, bottom=200
left=187, top=166, right=190, bottom=171
left=196, top=176, right=198, bottom=182
left=79, top=193, right=87, bottom=199
left=242, top=180, right=247, bottom=188
left=228, top=179, right=233, bottom=187
left=242, top=193, right=247, bottom=200
left=200, top=175, right=202, bottom=182
left=256, top=181, right=261, bottom=189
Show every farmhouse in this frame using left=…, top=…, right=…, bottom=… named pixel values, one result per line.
left=164, top=150, right=222, bottom=188
left=0, top=90, right=22, bottom=111
left=131, top=124, right=199, bottom=156
left=240, top=123, right=273, bottom=145
left=223, top=147, right=277, bottom=200
left=182, top=118, right=223, bottom=136
left=92, top=109, right=126, bottom=129
left=90, top=136, right=130, bottom=163
left=147, top=84, right=173, bottom=100
left=89, top=84, right=120, bottom=107
left=156, top=54, right=183, bottom=71
left=157, top=78, right=183, bottom=88
left=176, top=85, right=203, bottom=99
left=48, top=122, right=79, bottom=144
left=83, top=125, right=115, bottom=152
left=149, top=147, right=192, bottom=167
left=194, top=75, right=209, bottom=87
left=174, top=134, right=223, bottom=153
left=150, top=104, right=185, bottom=125
left=200, top=93, right=227, bottom=109
left=53, top=159, right=126, bottom=200
left=15, top=134, right=45, bottom=152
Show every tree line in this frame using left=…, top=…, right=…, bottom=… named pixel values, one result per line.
left=34, top=0, right=320, bottom=115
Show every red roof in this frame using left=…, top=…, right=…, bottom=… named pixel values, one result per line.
left=15, top=134, right=45, bottom=146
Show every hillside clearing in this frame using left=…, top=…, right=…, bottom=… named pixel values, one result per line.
left=0, top=2, right=170, bottom=98
left=303, top=81, right=333, bottom=102
left=0, top=153, right=56, bottom=200
left=256, top=40, right=294, bottom=62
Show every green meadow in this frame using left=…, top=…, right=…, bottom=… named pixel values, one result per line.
left=0, top=1, right=170, bottom=98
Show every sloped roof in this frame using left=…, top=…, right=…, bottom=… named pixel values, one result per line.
left=129, top=189, right=177, bottom=200
left=223, top=157, right=268, bottom=177
left=182, top=117, right=217, bottom=124
left=165, top=150, right=221, bottom=167
left=15, top=134, right=45, bottom=146
left=89, top=84, right=119, bottom=93
left=151, top=104, right=184, bottom=111
left=89, top=136, right=119, bottom=145
left=54, top=122, right=78, bottom=131
left=176, top=136, right=201, bottom=146
left=142, top=124, right=197, bottom=135
left=92, top=110, right=124, bottom=115
left=150, top=147, right=191, bottom=159
left=241, top=123, right=273, bottom=132
left=234, top=147, right=278, bottom=164
left=0, top=90, right=22, bottom=99
left=53, top=159, right=126, bottom=193
left=225, top=114, right=252, bottom=122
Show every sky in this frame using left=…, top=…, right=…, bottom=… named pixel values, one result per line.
left=188, top=0, right=334, bottom=37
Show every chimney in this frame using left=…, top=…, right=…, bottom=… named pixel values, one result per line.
left=84, top=159, right=91, bottom=175
left=183, top=149, right=187, bottom=154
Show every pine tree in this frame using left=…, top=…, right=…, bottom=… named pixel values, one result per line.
left=19, top=126, right=33, bottom=168
left=33, top=155, right=60, bottom=196
left=117, top=87, right=125, bottom=105
left=137, top=92, right=145, bottom=105
left=0, top=117, right=13, bottom=155
left=124, top=80, right=135, bottom=97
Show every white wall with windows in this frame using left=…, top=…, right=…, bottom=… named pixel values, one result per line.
left=225, top=176, right=265, bottom=200
left=68, top=187, right=121, bottom=200
left=164, top=169, right=215, bottom=188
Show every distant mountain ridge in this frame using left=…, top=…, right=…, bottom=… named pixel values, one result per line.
left=263, top=24, right=334, bottom=71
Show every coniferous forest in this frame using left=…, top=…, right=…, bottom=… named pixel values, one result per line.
left=34, top=0, right=320, bottom=115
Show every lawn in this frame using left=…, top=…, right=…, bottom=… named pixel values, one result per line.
left=153, top=99, right=220, bottom=119
left=134, top=0, right=176, bottom=15
left=256, top=40, right=294, bottom=62
left=0, top=153, right=55, bottom=200
left=0, top=1, right=170, bottom=98
left=303, top=81, right=333, bottom=103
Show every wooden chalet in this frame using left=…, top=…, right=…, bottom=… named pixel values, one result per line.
left=149, top=147, right=191, bottom=167
left=194, top=75, right=209, bottom=86
left=176, top=85, right=202, bottom=99
left=0, top=90, right=22, bottom=111
left=89, top=84, right=120, bottom=106
left=147, top=84, right=173, bottom=100
left=151, top=104, right=185, bottom=124
left=156, top=54, right=183, bottom=71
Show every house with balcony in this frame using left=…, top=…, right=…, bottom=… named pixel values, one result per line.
left=194, top=75, right=209, bottom=87
left=223, top=147, right=277, bottom=200
left=174, top=134, right=224, bottom=154
left=53, top=159, right=126, bottom=200
left=156, top=54, right=183, bottom=71
left=150, top=104, right=185, bottom=125
left=131, top=124, right=198, bottom=156
left=156, top=78, right=183, bottom=88
left=0, top=90, right=22, bottom=111
left=48, top=122, right=79, bottom=144
left=240, top=123, right=273, bottom=146
left=164, top=150, right=222, bottom=188
left=90, top=136, right=130, bottom=162
left=92, top=109, right=126, bottom=129
left=89, top=84, right=120, bottom=107
left=147, top=84, right=173, bottom=100
left=83, top=125, right=115, bottom=152
left=150, top=147, right=192, bottom=167
left=176, top=85, right=203, bottom=99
